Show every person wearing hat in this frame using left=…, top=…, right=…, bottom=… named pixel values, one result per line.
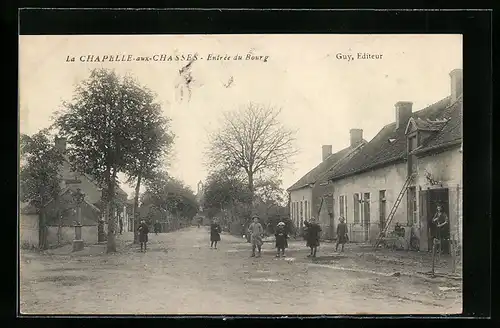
left=336, top=216, right=348, bottom=252
left=137, top=220, right=150, bottom=252
left=210, top=218, right=222, bottom=249
left=275, top=221, right=288, bottom=257
left=306, top=217, right=322, bottom=258
left=248, top=216, right=264, bottom=257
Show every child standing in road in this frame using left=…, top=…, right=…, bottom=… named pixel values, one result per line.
left=138, top=220, right=149, bottom=252
left=248, top=216, right=264, bottom=257
left=335, top=216, right=348, bottom=252
left=275, top=221, right=288, bottom=257
left=210, top=218, right=222, bottom=249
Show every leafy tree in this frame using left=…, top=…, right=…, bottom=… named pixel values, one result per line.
left=120, top=79, right=175, bottom=243
left=20, top=129, right=64, bottom=249
left=142, top=171, right=199, bottom=228
left=53, top=68, right=160, bottom=253
left=206, top=103, right=298, bottom=204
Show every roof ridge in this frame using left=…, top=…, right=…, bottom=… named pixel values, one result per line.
left=287, top=144, right=355, bottom=191
left=327, top=96, right=456, bottom=181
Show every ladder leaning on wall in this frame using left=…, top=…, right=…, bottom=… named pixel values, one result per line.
left=373, top=173, right=416, bottom=249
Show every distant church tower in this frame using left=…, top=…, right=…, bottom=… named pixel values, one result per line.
left=197, top=180, right=204, bottom=195
left=197, top=180, right=204, bottom=212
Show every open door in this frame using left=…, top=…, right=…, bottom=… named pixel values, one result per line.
left=419, top=190, right=429, bottom=251
left=428, top=188, right=450, bottom=254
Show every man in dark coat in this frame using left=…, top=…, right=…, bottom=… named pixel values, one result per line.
left=336, top=216, right=348, bottom=252
left=137, top=220, right=149, bottom=252
left=306, top=217, right=322, bottom=258
left=275, top=221, right=288, bottom=257
left=210, top=218, right=222, bottom=249
left=432, top=204, right=450, bottom=254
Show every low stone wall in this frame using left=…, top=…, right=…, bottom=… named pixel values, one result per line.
left=46, top=225, right=98, bottom=247
left=20, top=214, right=39, bottom=248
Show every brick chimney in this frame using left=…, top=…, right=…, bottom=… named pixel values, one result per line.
left=55, top=136, right=67, bottom=153
left=450, top=68, right=463, bottom=103
left=322, top=145, right=332, bottom=161
left=395, top=101, right=413, bottom=130
left=350, top=129, right=363, bottom=147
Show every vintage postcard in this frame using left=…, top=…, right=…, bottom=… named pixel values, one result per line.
left=19, top=34, right=463, bottom=315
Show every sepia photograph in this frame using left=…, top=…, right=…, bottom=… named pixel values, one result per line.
left=19, top=34, right=463, bottom=315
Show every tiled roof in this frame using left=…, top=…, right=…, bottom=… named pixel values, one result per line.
left=416, top=96, right=463, bottom=153
left=44, top=187, right=102, bottom=213
left=412, top=117, right=447, bottom=131
left=287, top=142, right=365, bottom=192
left=61, top=154, right=128, bottom=199
left=329, top=96, right=455, bottom=181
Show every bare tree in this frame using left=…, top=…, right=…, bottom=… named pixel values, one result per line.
left=206, top=103, right=298, bottom=199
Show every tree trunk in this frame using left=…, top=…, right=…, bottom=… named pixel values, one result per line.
left=57, top=209, right=62, bottom=247
left=133, top=173, right=142, bottom=244
left=247, top=171, right=255, bottom=213
left=38, top=209, right=47, bottom=250
left=106, top=168, right=117, bottom=253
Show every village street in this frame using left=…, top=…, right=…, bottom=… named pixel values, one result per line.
left=20, top=227, right=462, bottom=315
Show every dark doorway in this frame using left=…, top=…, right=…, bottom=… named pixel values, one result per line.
left=329, top=215, right=335, bottom=240
left=363, top=193, right=371, bottom=241
left=421, top=188, right=450, bottom=253
left=379, top=190, right=386, bottom=232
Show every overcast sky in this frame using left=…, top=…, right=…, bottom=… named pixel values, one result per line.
left=19, top=34, right=462, bottom=198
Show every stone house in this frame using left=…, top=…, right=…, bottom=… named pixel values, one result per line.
left=44, top=187, right=102, bottom=246
left=287, top=130, right=367, bottom=238
left=55, top=136, right=129, bottom=233
left=326, top=69, right=462, bottom=253
left=19, top=136, right=129, bottom=248
left=19, top=203, right=39, bottom=249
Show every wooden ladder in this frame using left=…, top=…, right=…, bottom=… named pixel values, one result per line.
left=374, top=173, right=416, bottom=248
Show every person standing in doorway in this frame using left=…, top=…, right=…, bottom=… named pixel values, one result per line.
left=248, top=216, right=264, bottom=257
left=137, top=220, right=149, bottom=252
left=210, top=218, right=222, bottom=249
left=306, top=217, right=322, bottom=258
left=275, top=221, right=288, bottom=257
left=336, top=216, right=348, bottom=252
left=432, top=204, right=449, bottom=254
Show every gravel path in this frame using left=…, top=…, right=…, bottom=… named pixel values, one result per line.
left=20, top=227, right=462, bottom=315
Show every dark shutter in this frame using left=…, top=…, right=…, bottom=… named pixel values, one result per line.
left=419, top=190, right=429, bottom=251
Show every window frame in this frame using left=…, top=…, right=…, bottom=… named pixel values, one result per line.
left=353, top=193, right=361, bottom=224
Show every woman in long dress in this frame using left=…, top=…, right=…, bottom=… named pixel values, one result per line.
left=137, top=220, right=149, bottom=252
left=306, top=217, right=322, bottom=258
left=210, top=218, right=222, bottom=249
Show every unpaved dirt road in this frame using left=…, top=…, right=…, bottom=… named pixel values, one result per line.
left=20, top=227, right=461, bottom=315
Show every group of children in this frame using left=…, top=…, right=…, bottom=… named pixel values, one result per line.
left=209, top=215, right=350, bottom=258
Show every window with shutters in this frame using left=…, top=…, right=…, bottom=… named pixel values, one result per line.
left=339, top=195, right=346, bottom=220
